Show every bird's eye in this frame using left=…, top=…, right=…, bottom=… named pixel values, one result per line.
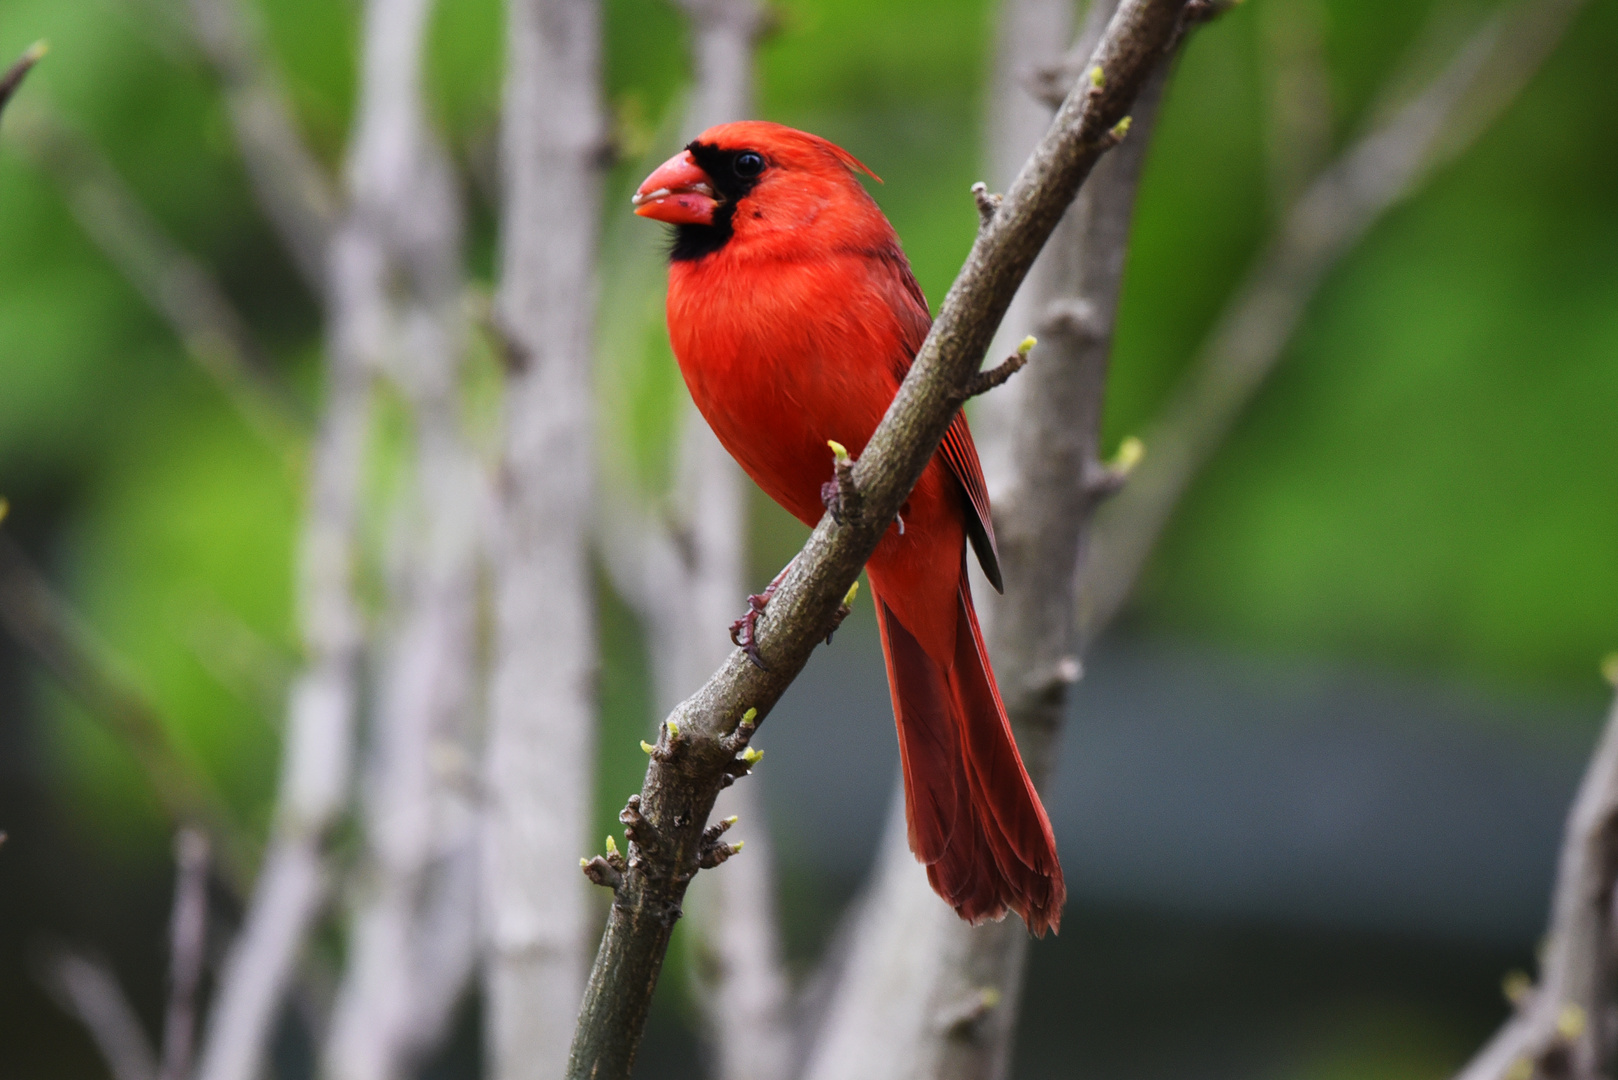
left=734, top=152, right=765, bottom=178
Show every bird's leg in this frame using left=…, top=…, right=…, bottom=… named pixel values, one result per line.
left=730, top=559, right=796, bottom=670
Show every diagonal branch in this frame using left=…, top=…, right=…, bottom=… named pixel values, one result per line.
left=0, top=532, right=256, bottom=892
left=37, top=949, right=159, bottom=1080
left=0, top=41, right=46, bottom=123
left=1454, top=674, right=1618, bottom=1080
left=1075, top=0, right=1590, bottom=648
left=6, top=109, right=306, bottom=453
left=183, top=0, right=339, bottom=300
left=564, top=3, right=1197, bottom=1077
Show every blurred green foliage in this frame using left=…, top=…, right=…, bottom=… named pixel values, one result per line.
left=0, top=0, right=1612, bottom=866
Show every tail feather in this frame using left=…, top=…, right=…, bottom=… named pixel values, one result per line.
left=872, top=580, right=1066, bottom=936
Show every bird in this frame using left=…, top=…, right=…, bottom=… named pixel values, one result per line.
left=632, top=121, right=1065, bottom=935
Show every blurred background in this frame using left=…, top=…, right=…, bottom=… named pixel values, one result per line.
left=0, top=0, right=1614, bottom=1077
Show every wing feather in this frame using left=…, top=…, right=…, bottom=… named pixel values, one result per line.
left=875, top=250, right=1003, bottom=591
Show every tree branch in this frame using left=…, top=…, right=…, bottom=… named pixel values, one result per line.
left=0, top=532, right=256, bottom=892
left=1075, top=0, right=1590, bottom=648
left=183, top=0, right=339, bottom=300
left=319, top=0, right=483, bottom=1073
left=0, top=41, right=45, bottom=123
left=565, top=3, right=1196, bottom=1077
left=158, top=829, right=211, bottom=1080
left=1454, top=677, right=1618, bottom=1080
left=6, top=109, right=306, bottom=454
left=38, top=949, right=159, bottom=1080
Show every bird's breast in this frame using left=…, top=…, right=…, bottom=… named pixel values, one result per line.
left=667, top=252, right=906, bottom=527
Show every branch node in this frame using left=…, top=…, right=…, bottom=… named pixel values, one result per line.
left=719, top=707, right=760, bottom=754
left=1101, top=115, right=1133, bottom=149
left=1084, top=436, right=1145, bottom=499
left=826, top=580, right=860, bottom=645
left=620, top=794, right=669, bottom=866
left=1041, top=297, right=1102, bottom=340
left=958, top=337, right=1035, bottom=402
left=939, top=986, right=1003, bottom=1038
left=971, top=181, right=1002, bottom=228
left=820, top=440, right=862, bottom=527
left=581, top=856, right=624, bottom=892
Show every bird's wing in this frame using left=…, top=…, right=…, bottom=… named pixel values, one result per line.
left=877, top=250, right=1003, bottom=592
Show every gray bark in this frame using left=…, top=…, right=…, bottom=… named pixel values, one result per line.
left=1454, top=683, right=1618, bottom=1080
left=481, top=1, right=606, bottom=1078
left=320, top=0, right=484, bottom=1075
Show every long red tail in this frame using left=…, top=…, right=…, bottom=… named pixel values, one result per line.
left=871, top=575, right=1066, bottom=936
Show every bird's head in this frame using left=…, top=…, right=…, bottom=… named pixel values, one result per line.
left=632, top=121, right=887, bottom=262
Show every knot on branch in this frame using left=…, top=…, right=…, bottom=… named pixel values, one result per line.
left=718, top=708, right=765, bottom=789
left=971, top=182, right=1002, bottom=228
left=1041, top=298, right=1102, bottom=341
left=1083, top=436, right=1144, bottom=500
left=581, top=834, right=629, bottom=892
left=938, top=986, right=1002, bottom=1039
left=642, top=718, right=686, bottom=762
left=697, top=815, right=744, bottom=869
left=820, top=440, right=862, bottom=527
left=826, top=580, right=860, bottom=646
left=955, top=337, right=1035, bottom=404
left=619, top=794, right=672, bottom=871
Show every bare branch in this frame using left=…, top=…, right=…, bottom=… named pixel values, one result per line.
left=0, top=41, right=46, bottom=123
left=38, top=950, right=159, bottom=1080
left=158, top=829, right=211, bottom=1080
left=321, top=0, right=484, bottom=1071
left=565, top=3, right=1195, bottom=1076
left=482, top=0, right=607, bottom=1077
left=183, top=0, right=339, bottom=299
left=0, top=533, right=256, bottom=892
left=6, top=109, right=306, bottom=452
left=1454, top=682, right=1618, bottom=1080
left=1076, top=0, right=1591, bottom=649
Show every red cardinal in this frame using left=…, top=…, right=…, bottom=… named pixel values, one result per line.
left=634, top=121, right=1064, bottom=935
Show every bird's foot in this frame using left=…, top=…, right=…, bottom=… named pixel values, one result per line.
left=729, top=591, right=773, bottom=669
left=729, top=561, right=796, bottom=670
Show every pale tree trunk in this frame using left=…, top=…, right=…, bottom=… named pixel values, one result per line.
left=192, top=0, right=502, bottom=1072
left=321, top=0, right=484, bottom=1074
left=481, top=1, right=605, bottom=1078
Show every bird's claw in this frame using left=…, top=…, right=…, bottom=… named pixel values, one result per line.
left=729, top=591, right=772, bottom=670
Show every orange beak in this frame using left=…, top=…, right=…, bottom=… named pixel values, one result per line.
left=633, top=149, right=719, bottom=226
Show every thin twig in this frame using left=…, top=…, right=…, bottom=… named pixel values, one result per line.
left=1076, top=0, right=1591, bottom=649
left=565, top=3, right=1194, bottom=1077
left=159, top=829, right=211, bottom=1080
left=183, top=0, right=339, bottom=299
left=6, top=109, right=307, bottom=454
left=0, top=533, right=255, bottom=893
left=38, top=950, right=159, bottom=1080
left=0, top=41, right=46, bottom=123
left=1454, top=682, right=1618, bottom=1080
